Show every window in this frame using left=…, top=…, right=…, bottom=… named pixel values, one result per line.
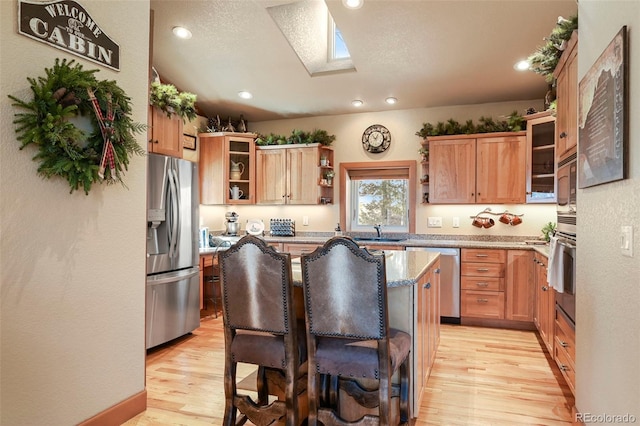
left=351, top=179, right=408, bottom=231
left=340, top=161, right=417, bottom=233
left=329, top=19, right=350, bottom=61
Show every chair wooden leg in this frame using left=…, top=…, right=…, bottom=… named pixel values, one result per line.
left=257, top=366, right=269, bottom=406
left=308, top=369, right=319, bottom=426
left=399, top=356, right=411, bottom=423
left=223, top=359, right=237, bottom=426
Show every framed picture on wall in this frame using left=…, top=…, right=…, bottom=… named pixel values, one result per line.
left=183, top=134, right=197, bottom=150
left=578, top=26, right=628, bottom=188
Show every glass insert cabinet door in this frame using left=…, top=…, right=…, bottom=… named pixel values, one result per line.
left=526, top=112, right=556, bottom=203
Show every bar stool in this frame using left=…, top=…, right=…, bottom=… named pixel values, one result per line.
left=219, top=235, right=307, bottom=426
left=301, top=236, right=411, bottom=425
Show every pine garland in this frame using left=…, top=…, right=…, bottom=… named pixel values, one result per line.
left=8, top=59, right=146, bottom=194
left=527, top=15, right=579, bottom=83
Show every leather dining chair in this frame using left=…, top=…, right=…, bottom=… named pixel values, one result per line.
left=218, top=235, right=306, bottom=426
left=301, top=237, right=411, bottom=425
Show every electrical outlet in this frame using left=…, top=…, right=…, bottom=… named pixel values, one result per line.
left=452, top=217, right=460, bottom=228
left=427, top=217, right=442, bottom=228
left=621, top=225, right=633, bottom=257
left=303, top=216, right=309, bottom=226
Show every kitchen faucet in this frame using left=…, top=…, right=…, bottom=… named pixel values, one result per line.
left=374, top=224, right=382, bottom=238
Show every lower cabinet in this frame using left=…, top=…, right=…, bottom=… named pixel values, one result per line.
left=461, top=249, right=535, bottom=326
left=387, top=257, right=440, bottom=416
left=505, top=250, right=534, bottom=321
left=461, top=249, right=506, bottom=319
left=554, top=308, right=576, bottom=394
left=533, top=253, right=555, bottom=354
left=199, top=253, right=216, bottom=310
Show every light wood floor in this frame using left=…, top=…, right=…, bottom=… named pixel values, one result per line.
left=125, top=315, right=574, bottom=425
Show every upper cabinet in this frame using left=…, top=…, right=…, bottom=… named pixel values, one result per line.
left=148, top=106, right=183, bottom=158
left=199, top=132, right=256, bottom=205
left=428, top=132, right=526, bottom=204
left=554, top=31, right=578, bottom=162
left=256, top=144, right=334, bottom=205
left=525, top=111, right=556, bottom=203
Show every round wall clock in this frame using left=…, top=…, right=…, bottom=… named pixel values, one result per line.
left=362, top=124, right=391, bottom=153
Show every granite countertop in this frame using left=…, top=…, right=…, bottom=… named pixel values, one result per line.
left=199, top=235, right=551, bottom=258
left=290, top=250, right=440, bottom=288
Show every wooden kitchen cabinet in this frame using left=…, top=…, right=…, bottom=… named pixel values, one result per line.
left=555, top=308, right=576, bottom=395
left=427, top=132, right=526, bottom=204
left=199, top=253, right=216, bottom=311
left=533, top=252, right=555, bottom=354
left=256, top=144, right=334, bottom=205
left=505, top=250, right=534, bottom=322
left=554, top=31, right=578, bottom=162
left=148, top=105, right=183, bottom=158
left=427, top=137, right=476, bottom=203
left=525, top=112, right=556, bottom=203
left=411, top=258, right=441, bottom=410
left=461, top=249, right=506, bottom=319
left=199, top=132, right=256, bottom=205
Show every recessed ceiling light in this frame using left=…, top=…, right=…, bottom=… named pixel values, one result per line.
left=514, top=60, right=530, bottom=71
left=172, top=26, right=192, bottom=39
left=385, top=97, right=397, bottom=105
left=351, top=99, right=363, bottom=107
left=342, top=0, right=363, bottom=9
left=238, top=91, right=253, bottom=99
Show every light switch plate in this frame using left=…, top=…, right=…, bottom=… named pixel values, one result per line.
left=621, top=225, right=633, bottom=257
left=303, top=216, right=309, bottom=226
left=428, top=217, right=443, bottom=228
left=452, top=217, right=460, bottom=228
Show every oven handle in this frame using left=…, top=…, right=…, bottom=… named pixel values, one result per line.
left=557, top=239, right=576, bottom=250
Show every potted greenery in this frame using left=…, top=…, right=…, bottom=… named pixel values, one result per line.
left=324, top=169, right=335, bottom=185
left=418, top=147, right=429, bottom=162
left=150, top=82, right=197, bottom=122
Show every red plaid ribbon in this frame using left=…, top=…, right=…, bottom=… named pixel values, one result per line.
left=87, top=89, right=117, bottom=180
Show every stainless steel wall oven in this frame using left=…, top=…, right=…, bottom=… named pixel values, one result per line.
left=556, top=150, right=577, bottom=328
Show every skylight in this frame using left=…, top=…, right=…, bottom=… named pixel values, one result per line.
left=267, top=1, right=356, bottom=76
left=330, top=21, right=350, bottom=61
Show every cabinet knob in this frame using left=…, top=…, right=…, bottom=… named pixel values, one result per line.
left=559, top=364, right=570, bottom=372
left=559, top=340, right=569, bottom=348
left=435, top=268, right=441, bottom=274
left=542, top=286, right=548, bottom=291
left=424, top=282, right=431, bottom=289
left=559, top=132, right=567, bottom=139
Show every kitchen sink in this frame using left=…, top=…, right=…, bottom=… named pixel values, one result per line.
left=353, top=237, right=405, bottom=243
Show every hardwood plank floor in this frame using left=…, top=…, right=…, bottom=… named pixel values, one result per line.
left=125, top=317, right=573, bottom=425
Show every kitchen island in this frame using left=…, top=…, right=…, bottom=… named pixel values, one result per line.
left=292, top=250, right=441, bottom=420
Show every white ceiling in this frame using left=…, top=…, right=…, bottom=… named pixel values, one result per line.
left=150, top=0, right=577, bottom=123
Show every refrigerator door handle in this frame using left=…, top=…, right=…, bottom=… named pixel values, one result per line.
left=167, top=166, right=180, bottom=258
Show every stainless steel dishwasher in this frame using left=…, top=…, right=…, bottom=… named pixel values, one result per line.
left=406, top=247, right=460, bottom=323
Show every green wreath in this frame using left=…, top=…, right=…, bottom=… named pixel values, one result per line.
left=8, top=58, right=146, bottom=194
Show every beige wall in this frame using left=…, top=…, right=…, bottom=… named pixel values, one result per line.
left=576, top=0, right=640, bottom=419
left=200, top=100, right=557, bottom=238
left=0, top=1, right=149, bottom=424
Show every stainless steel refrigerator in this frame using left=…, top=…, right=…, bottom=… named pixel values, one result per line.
left=146, top=153, right=200, bottom=349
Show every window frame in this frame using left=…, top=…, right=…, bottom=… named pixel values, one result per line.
left=339, top=161, right=417, bottom=233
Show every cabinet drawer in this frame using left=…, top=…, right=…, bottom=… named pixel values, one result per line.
left=461, top=290, right=505, bottom=319
left=282, top=243, right=320, bottom=256
left=462, top=249, right=506, bottom=263
left=554, top=342, right=576, bottom=394
left=461, top=276, right=504, bottom=291
left=461, top=262, right=504, bottom=278
left=555, top=312, right=576, bottom=362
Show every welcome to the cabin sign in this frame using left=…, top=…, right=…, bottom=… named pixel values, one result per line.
left=18, top=0, right=120, bottom=71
